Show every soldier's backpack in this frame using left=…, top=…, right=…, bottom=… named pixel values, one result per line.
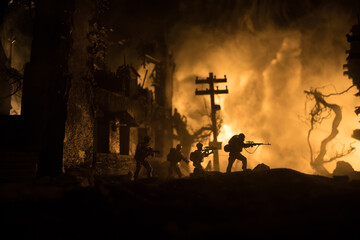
left=190, top=151, right=198, bottom=161
left=227, top=135, right=243, bottom=153
left=224, top=144, right=230, bottom=152
left=190, top=150, right=203, bottom=162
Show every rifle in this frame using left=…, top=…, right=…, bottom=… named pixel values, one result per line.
left=147, top=148, right=160, bottom=157
left=202, top=146, right=217, bottom=156
left=150, top=149, right=160, bottom=154
left=244, top=141, right=271, bottom=147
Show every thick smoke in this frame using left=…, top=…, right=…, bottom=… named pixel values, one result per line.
left=169, top=0, right=360, bottom=173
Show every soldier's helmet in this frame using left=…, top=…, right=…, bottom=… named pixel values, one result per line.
left=239, top=133, right=245, bottom=140
left=176, top=144, right=182, bottom=150
left=143, top=136, right=151, bottom=143
left=196, top=142, right=203, bottom=149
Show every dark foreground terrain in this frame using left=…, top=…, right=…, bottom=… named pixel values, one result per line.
left=1, top=168, right=360, bottom=239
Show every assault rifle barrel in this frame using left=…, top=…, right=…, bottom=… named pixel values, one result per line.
left=245, top=141, right=271, bottom=146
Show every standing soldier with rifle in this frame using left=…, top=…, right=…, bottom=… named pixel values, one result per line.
left=224, top=133, right=270, bottom=173
left=133, top=136, right=159, bottom=180
left=167, top=144, right=189, bottom=178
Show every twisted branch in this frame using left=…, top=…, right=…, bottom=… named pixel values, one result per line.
left=304, top=86, right=355, bottom=176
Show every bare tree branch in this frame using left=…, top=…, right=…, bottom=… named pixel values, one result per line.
left=322, top=84, right=355, bottom=98
left=304, top=86, right=355, bottom=176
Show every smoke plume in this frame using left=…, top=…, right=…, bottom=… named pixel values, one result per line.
left=169, top=0, right=360, bottom=173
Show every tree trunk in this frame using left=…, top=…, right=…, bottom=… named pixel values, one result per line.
left=22, top=0, right=74, bottom=177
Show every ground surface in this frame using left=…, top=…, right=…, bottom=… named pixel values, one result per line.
left=1, top=168, right=360, bottom=239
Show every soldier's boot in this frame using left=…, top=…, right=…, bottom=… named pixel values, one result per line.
left=226, top=159, right=235, bottom=173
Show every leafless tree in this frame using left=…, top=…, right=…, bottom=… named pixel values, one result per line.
left=304, top=85, right=355, bottom=176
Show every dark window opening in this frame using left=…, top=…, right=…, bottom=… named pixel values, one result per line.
left=95, top=117, right=109, bottom=153
left=119, top=125, right=130, bottom=155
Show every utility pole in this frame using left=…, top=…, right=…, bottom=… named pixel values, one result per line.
left=195, top=72, right=228, bottom=171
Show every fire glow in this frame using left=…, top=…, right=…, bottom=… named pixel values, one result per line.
left=170, top=16, right=360, bottom=174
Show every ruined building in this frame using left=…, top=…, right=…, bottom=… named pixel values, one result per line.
left=0, top=0, right=174, bottom=180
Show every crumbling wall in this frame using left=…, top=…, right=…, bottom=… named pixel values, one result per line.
left=95, top=153, right=135, bottom=175
left=63, top=0, right=175, bottom=172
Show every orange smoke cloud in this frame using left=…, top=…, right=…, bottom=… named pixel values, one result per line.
left=169, top=3, right=360, bottom=174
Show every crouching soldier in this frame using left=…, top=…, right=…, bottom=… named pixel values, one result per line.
left=190, top=142, right=208, bottom=175
left=167, top=144, right=189, bottom=178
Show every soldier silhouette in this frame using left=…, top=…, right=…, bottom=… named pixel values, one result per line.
left=190, top=142, right=211, bottom=175
left=133, top=135, right=154, bottom=180
left=167, top=144, right=189, bottom=178
left=225, top=133, right=252, bottom=173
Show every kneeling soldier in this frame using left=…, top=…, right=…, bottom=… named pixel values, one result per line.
left=190, top=142, right=208, bottom=175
